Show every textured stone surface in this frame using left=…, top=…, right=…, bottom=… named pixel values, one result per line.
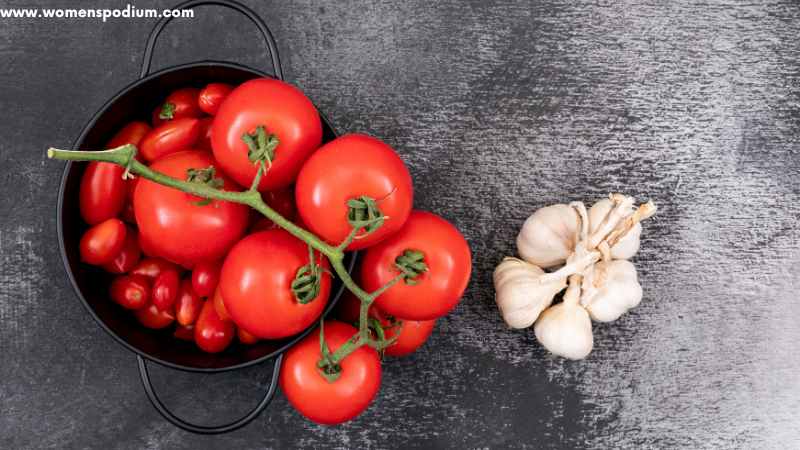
left=1, top=0, right=799, bottom=448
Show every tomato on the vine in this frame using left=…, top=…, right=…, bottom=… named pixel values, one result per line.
left=194, top=299, right=234, bottom=353
left=211, top=78, right=322, bottom=191
left=80, top=218, right=127, bottom=265
left=152, top=87, right=201, bottom=126
left=280, top=321, right=381, bottom=425
left=134, top=150, right=249, bottom=267
left=295, top=134, right=413, bottom=250
left=361, top=210, right=471, bottom=320
left=198, top=83, right=232, bottom=116
left=251, top=187, right=296, bottom=231
left=101, top=227, right=141, bottom=274
left=139, top=118, right=202, bottom=162
left=220, top=229, right=331, bottom=339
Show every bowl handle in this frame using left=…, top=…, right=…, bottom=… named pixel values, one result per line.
left=137, top=354, right=283, bottom=434
left=140, top=0, right=283, bottom=80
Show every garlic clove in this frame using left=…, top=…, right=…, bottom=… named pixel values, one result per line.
left=533, top=302, right=593, bottom=360
left=588, top=198, right=640, bottom=259
left=581, top=259, right=642, bottom=322
left=516, top=204, right=579, bottom=268
left=493, top=257, right=566, bottom=328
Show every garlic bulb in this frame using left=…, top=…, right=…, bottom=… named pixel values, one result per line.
left=516, top=204, right=579, bottom=268
left=533, top=276, right=593, bottom=360
left=588, top=198, right=640, bottom=259
left=581, top=259, right=642, bottom=322
left=493, top=257, right=566, bottom=329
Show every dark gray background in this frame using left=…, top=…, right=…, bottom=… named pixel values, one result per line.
left=1, top=0, right=798, bottom=448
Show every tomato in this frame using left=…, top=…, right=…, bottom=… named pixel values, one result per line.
left=211, top=78, right=322, bottom=191
left=383, top=318, right=436, bottom=357
left=280, top=321, right=381, bottom=425
left=101, top=227, right=141, bottom=274
left=334, top=290, right=363, bottom=324
left=194, top=299, right=234, bottom=353
left=237, top=327, right=259, bottom=344
left=134, top=151, right=249, bottom=267
left=191, top=260, right=221, bottom=298
left=152, top=268, right=180, bottom=311
left=131, top=257, right=178, bottom=280
left=106, top=121, right=151, bottom=148
left=152, top=87, right=201, bottom=126
left=212, top=287, right=231, bottom=321
left=362, top=211, right=471, bottom=320
left=198, top=83, right=232, bottom=116
left=175, top=279, right=202, bottom=326
left=135, top=302, right=175, bottom=329
left=220, top=229, right=331, bottom=339
left=295, top=134, right=413, bottom=250
left=196, top=118, right=213, bottom=151
left=139, top=118, right=202, bottom=162
left=174, top=324, right=195, bottom=341
left=109, top=274, right=150, bottom=310
left=251, top=187, right=296, bottom=232
left=80, top=218, right=127, bottom=265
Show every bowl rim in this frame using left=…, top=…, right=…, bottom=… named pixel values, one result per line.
left=57, top=60, right=355, bottom=373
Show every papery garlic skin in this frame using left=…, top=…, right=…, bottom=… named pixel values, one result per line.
left=588, top=198, right=641, bottom=259
left=493, top=258, right=566, bottom=329
left=533, top=302, right=593, bottom=360
left=581, top=259, right=642, bottom=322
left=517, top=204, right=579, bottom=268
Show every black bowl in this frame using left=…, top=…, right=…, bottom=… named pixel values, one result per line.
left=57, top=61, right=354, bottom=373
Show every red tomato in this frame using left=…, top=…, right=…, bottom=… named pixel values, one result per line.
left=135, top=302, right=175, bottom=329
left=196, top=118, right=213, bottom=151
left=139, top=118, right=202, bottom=162
left=220, top=229, right=331, bottom=339
left=212, top=287, right=231, bottom=321
left=362, top=211, right=471, bottom=320
left=131, top=257, right=178, bottom=280
left=174, top=324, right=195, bottom=341
left=237, top=327, right=259, bottom=344
left=152, top=87, right=201, bottom=126
left=211, top=78, right=322, bottom=191
left=109, top=274, right=150, bottom=310
left=383, top=318, right=436, bottom=357
left=106, top=121, right=151, bottom=148
left=334, top=290, right=363, bottom=324
left=198, top=83, right=232, bottom=116
left=80, top=218, right=127, bottom=265
left=152, top=269, right=180, bottom=311
left=175, top=279, right=202, bottom=326
left=191, top=260, right=221, bottom=298
left=295, top=134, right=413, bottom=250
left=251, top=187, right=296, bottom=231
left=134, top=151, right=249, bottom=267
left=280, top=321, right=381, bottom=425
left=101, top=227, right=141, bottom=274
left=194, top=299, right=234, bottom=353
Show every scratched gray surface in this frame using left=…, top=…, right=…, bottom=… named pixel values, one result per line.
left=1, top=0, right=799, bottom=448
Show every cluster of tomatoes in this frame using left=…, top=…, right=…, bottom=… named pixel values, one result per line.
left=76, top=77, right=471, bottom=425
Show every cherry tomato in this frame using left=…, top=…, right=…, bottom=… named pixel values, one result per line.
left=295, top=134, right=413, bottom=250
left=175, top=279, right=202, bottom=326
left=237, top=327, right=259, bottom=344
left=211, top=78, right=322, bottom=191
left=191, top=260, right=221, bottom=298
left=101, top=227, right=141, bottom=274
left=220, top=229, right=331, bottom=339
left=251, top=187, right=296, bottom=231
left=194, top=299, right=234, bottom=353
left=152, top=87, right=201, bottom=126
left=174, top=324, right=195, bottom=341
left=196, top=118, right=213, bottom=151
left=135, top=302, right=175, bottom=329
left=198, top=83, right=232, bottom=116
left=106, top=121, right=151, bottom=148
left=212, top=287, right=231, bottom=321
left=131, top=257, right=179, bottom=279
left=80, top=218, right=127, bottom=265
left=139, top=118, right=202, bottom=162
left=280, top=321, right=381, bottom=425
left=152, top=269, right=180, bottom=311
left=362, top=210, right=471, bottom=320
left=134, top=151, right=249, bottom=267
left=109, top=274, right=150, bottom=310
left=383, top=318, right=436, bottom=357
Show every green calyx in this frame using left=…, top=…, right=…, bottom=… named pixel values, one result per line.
left=394, top=249, right=428, bottom=285
left=242, top=126, right=279, bottom=167
left=317, top=321, right=343, bottom=383
left=347, top=196, right=385, bottom=235
left=291, top=245, right=325, bottom=304
left=158, top=102, right=176, bottom=120
left=186, top=166, right=224, bottom=206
